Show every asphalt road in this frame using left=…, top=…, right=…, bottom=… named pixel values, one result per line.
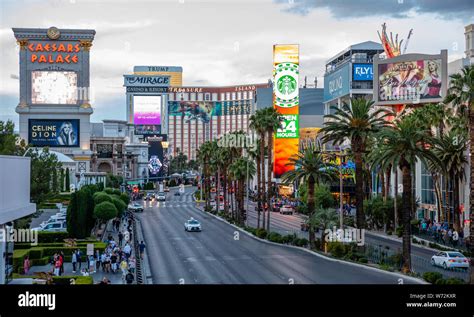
left=136, top=187, right=422, bottom=284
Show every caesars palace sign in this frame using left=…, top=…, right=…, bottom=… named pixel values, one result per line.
left=27, top=42, right=81, bottom=64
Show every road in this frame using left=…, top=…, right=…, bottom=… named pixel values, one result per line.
left=243, top=198, right=469, bottom=280
left=136, top=187, right=421, bottom=284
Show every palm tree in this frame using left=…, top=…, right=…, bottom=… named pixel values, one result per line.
left=229, top=157, right=256, bottom=225
left=261, top=107, right=283, bottom=231
left=216, top=144, right=232, bottom=215
left=321, top=98, right=390, bottom=229
left=248, top=139, right=262, bottom=228
left=443, top=66, right=474, bottom=281
left=250, top=110, right=267, bottom=227
left=433, top=131, right=468, bottom=231
left=307, top=207, right=339, bottom=250
left=197, top=141, right=215, bottom=210
left=282, top=143, right=337, bottom=249
left=373, top=116, right=440, bottom=272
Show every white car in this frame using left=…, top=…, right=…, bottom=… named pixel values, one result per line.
left=156, top=192, right=166, bottom=201
left=279, top=205, right=294, bottom=215
left=32, top=221, right=67, bottom=232
left=128, top=203, right=144, bottom=212
left=41, top=215, right=66, bottom=227
left=431, top=251, right=469, bottom=270
left=184, top=218, right=202, bottom=232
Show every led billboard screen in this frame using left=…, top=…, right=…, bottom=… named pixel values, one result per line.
left=31, top=71, right=78, bottom=104
left=28, top=119, right=80, bottom=147
left=353, top=63, right=373, bottom=81
left=133, top=95, right=162, bottom=125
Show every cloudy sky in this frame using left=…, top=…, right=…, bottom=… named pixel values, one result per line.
left=0, top=0, right=472, bottom=126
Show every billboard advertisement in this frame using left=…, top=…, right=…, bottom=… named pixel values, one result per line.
left=28, top=119, right=80, bottom=147
left=273, top=44, right=299, bottom=179
left=148, top=138, right=168, bottom=178
left=133, top=95, right=162, bottom=125
left=374, top=51, right=447, bottom=106
left=134, top=124, right=161, bottom=135
left=323, top=63, right=351, bottom=102
left=31, top=71, right=78, bottom=104
left=168, top=101, right=221, bottom=123
left=222, top=101, right=251, bottom=115
left=353, top=63, right=373, bottom=81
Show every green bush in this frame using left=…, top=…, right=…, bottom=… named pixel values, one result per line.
left=113, top=189, right=121, bottom=196
left=294, top=238, right=308, bottom=247
left=104, top=188, right=114, bottom=195
left=28, top=248, right=43, bottom=260
left=52, top=276, right=94, bottom=285
left=281, top=234, right=297, bottom=244
left=93, top=192, right=113, bottom=205
left=112, top=197, right=127, bottom=217
left=94, top=201, right=117, bottom=221
left=38, top=232, right=70, bottom=243
left=359, top=257, right=368, bottom=263
left=267, top=232, right=283, bottom=243
left=327, top=242, right=346, bottom=258
left=245, top=227, right=257, bottom=235
left=386, top=231, right=392, bottom=235
left=436, top=277, right=465, bottom=285
left=396, top=226, right=403, bottom=237
left=423, top=272, right=443, bottom=284
left=120, top=193, right=130, bottom=205
left=256, top=228, right=268, bottom=239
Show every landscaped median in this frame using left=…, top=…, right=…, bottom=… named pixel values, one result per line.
left=11, top=273, right=94, bottom=285
left=13, top=232, right=106, bottom=275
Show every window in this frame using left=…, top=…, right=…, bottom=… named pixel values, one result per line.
left=190, top=93, right=196, bottom=101
left=248, top=91, right=253, bottom=100
left=226, top=92, right=230, bottom=100
left=232, top=92, right=236, bottom=101
left=243, top=91, right=248, bottom=100
left=212, top=93, right=218, bottom=101
left=198, top=93, right=203, bottom=101
left=237, top=92, right=242, bottom=100
left=221, top=93, right=225, bottom=101
left=205, top=93, right=211, bottom=101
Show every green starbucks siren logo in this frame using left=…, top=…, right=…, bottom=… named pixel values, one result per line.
left=274, top=63, right=299, bottom=108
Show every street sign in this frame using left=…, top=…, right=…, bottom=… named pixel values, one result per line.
left=86, top=243, right=94, bottom=256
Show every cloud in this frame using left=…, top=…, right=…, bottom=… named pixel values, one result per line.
left=276, top=0, right=474, bottom=20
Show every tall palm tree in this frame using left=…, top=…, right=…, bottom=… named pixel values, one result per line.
left=321, top=98, right=390, bottom=229
left=282, top=143, right=337, bottom=249
left=443, top=66, right=474, bottom=280
left=307, top=207, right=339, bottom=251
left=248, top=139, right=262, bottom=228
left=261, top=107, right=284, bottom=231
left=229, top=157, right=256, bottom=226
left=250, top=110, right=267, bottom=227
left=373, top=116, right=440, bottom=272
left=197, top=141, right=215, bottom=210
left=433, top=131, right=468, bottom=231
left=216, top=144, right=232, bottom=215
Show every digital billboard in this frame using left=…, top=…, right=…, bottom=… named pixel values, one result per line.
left=31, top=71, right=78, bottom=104
left=323, top=63, right=351, bottom=102
left=168, top=101, right=221, bottom=123
left=353, top=63, right=373, bottom=81
left=133, top=95, right=162, bottom=125
left=134, top=124, right=161, bottom=135
left=373, top=51, right=447, bottom=106
left=28, top=119, right=80, bottom=147
left=273, top=44, right=299, bottom=179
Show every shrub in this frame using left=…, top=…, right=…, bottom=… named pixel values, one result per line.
left=245, top=227, right=257, bottom=235
left=359, top=257, right=368, bottom=263
left=267, top=232, right=283, bottom=243
left=255, top=228, right=267, bottom=239
left=28, top=248, right=43, bottom=260
left=113, top=189, right=121, bottom=196
left=396, top=226, right=403, bottom=238
left=295, top=238, right=308, bottom=247
left=104, top=188, right=114, bottom=195
left=93, top=192, right=113, bottom=205
left=281, top=234, right=297, bottom=244
left=38, top=232, right=70, bottom=243
left=94, top=202, right=117, bottom=221
left=327, top=242, right=346, bottom=258
left=120, top=193, right=130, bottom=205
left=112, top=197, right=127, bottom=217
left=386, top=231, right=392, bottom=235
left=437, top=278, right=465, bottom=285
left=423, top=272, right=443, bottom=284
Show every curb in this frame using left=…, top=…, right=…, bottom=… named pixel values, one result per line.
left=200, top=208, right=427, bottom=284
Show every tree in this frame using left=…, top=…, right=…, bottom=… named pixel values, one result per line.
left=170, top=152, right=188, bottom=174
left=112, top=197, right=127, bottom=217
left=248, top=139, right=262, bottom=228
left=443, top=65, right=474, bottom=284
left=93, top=192, right=113, bottom=205
left=65, top=168, right=70, bottom=192
left=120, top=193, right=130, bottom=205
left=197, top=141, right=216, bottom=210
left=0, top=120, right=27, bottom=155
left=60, top=168, right=65, bottom=192
left=373, top=116, right=440, bottom=272
left=307, top=207, right=339, bottom=250
left=229, top=157, right=256, bottom=225
left=106, top=173, right=123, bottom=189
left=282, top=143, right=337, bottom=248
left=250, top=109, right=267, bottom=229
left=28, top=148, right=63, bottom=205
left=321, top=98, right=390, bottom=229
left=94, top=201, right=118, bottom=222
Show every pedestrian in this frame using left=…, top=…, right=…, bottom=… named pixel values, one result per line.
left=95, top=250, right=101, bottom=271
left=118, top=231, right=124, bottom=247
left=459, top=229, right=464, bottom=246
left=120, top=259, right=128, bottom=283
left=59, top=251, right=64, bottom=276
left=76, top=249, right=82, bottom=270
left=71, top=250, right=77, bottom=273
left=23, top=256, right=30, bottom=275
left=54, top=256, right=61, bottom=276
left=128, top=256, right=136, bottom=274
left=115, top=218, right=120, bottom=232
left=111, top=253, right=118, bottom=273
left=89, top=255, right=95, bottom=274
left=448, top=228, right=453, bottom=245
left=125, top=270, right=134, bottom=284
left=139, top=241, right=146, bottom=260
left=452, top=230, right=459, bottom=247
left=123, top=243, right=132, bottom=259
left=101, top=252, right=106, bottom=271
left=105, top=254, right=111, bottom=273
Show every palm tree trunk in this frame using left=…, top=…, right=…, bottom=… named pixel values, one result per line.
left=260, top=132, right=266, bottom=230
left=381, top=170, right=386, bottom=201
left=266, top=130, right=273, bottom=232
left=307, top=177, right=316, bottom=249
left=469, top=108, right=474, bottom=284
left=223, top=169, right=228, bottom=215
left=385, top=166, right=391, bottom=201
left=444, top=174, right=450, bottom=226
left=453, top=174, right=460, bottom=231
left=256, top=154, right=261, bottom=229
left=240, top=179, right=245, bottom=226
left=354, top=143, right=365, bottom=229
left=433, top=174, right=443, bottom=223
left=217, top=167, right=221, bottom=210
left=401, top=163, right=412, bottom=273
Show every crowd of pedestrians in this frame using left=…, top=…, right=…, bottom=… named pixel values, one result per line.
left=419, top=218, right=466, bottom=248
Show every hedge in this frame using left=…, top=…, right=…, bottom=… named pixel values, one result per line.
left=52, top=276, right=94, bottom=285
left=37, top=232, right=70, bottom=243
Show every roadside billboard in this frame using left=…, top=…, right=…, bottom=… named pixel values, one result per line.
left=28, top=119, right=80, bottom=147
left=168, top=101, right=221, bottom=123
left=273, top=44, right=299, bottom=179
left=323, top=63, right=351, bottom=102
left=373, top=50, right=447, bottom=106
left=133, top=95, right=162, bottom=125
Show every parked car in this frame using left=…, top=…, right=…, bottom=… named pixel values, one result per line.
left=157, top=192, right=166, bottom=201
left=41, top=215, right=66, bottom=227
left=431, top=251, right=469, bottom=270
left=32, top=220, right=67, bottom=232
left=128, top=203, right=144, bottom=212
left=184, top=218, right=202, bottom=232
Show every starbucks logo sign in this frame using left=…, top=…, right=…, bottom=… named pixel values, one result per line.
left=274, top=63, right=299, bottom=108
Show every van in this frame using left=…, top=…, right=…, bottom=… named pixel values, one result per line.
left=32, top=221, right=67, bottom=232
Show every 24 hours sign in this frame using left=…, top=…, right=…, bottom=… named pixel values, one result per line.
left=276, top=115, right=299, bottom=138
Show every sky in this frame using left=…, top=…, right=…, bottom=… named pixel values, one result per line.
left=0, top=0, right=472, bottom=126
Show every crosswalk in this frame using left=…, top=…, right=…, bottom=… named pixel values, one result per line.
left=155, top=190, right=196, bottom=208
